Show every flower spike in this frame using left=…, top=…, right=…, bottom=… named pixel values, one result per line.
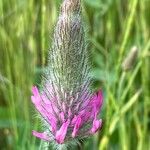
left=31, top=0, right=103, bottom=148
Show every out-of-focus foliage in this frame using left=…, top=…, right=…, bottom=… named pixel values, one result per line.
left=0, top=0, right=149, bottom=149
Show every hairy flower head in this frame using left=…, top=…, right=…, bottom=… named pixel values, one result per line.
left=31, top=0, right=103, bottom=149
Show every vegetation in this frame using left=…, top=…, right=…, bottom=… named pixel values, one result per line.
left=0, top=0, right=149, bottom=149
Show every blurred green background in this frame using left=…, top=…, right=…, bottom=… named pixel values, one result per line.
left=0, top=0, right=149, bottom=149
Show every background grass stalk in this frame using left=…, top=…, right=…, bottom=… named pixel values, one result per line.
left=117, top=0, right=138, bottom=69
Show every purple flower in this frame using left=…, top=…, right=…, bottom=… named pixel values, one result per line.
left=31, top=0, right=103, bottom=147
left=31, top=86, right=103, bottom=144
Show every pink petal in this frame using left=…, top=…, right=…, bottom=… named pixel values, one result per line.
left=31, top=86, right=42, bottom=104
left=78, top=109, right=86, bottom=116
left=59, top=112, right=65, bottom=122
left=41, top=93, right=51, bottom=105
left=72, top=117, right=82, bottom=138
left=33, top=102, right=57, bottom=131
left=32, top=86, right=40, bottom=97
left=91, top=90, right=103, bottom=115
left=51, top=102, right=59, bottom=114
left=80, top=98, right=90, bottom=109
left=31, top=95, right=45, bottom=116
left=96, top=90, right=103, bottom=108
left=47, top=115, right=57, bottom=133
left=55, top=119, right=70, bottom=144
left=31, top=95, right=41, bottom=105
left=81, top=112, right=91, bottom=122
left=90, top=119, right=102, bottom=134
left=32, top=131, right=50, bottom=141
left=31, top=86, right=58, bottom=133
left=41, top=95, right=53, bottom=114
left=71, top=115, right=77, bottom=125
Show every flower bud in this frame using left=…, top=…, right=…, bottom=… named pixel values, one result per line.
left=122, top=46, right=138, bottom=71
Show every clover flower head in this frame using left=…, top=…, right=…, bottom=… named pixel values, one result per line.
left=31, top=0, right=103, bottom=149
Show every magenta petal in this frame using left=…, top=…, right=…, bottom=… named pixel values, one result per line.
left=31, top=86, right=42, bottom=104
left=71, top=115, right=77, bottom=125
left=32, top=131, right=50, bottom=141
left=79, top=109, right=86, bottom=116
left=91, top=90, right=103, bottom=115
left=81, top=112, right=91, bottom=122
left=32, top=86, right=40, bottom=98
left=31, top=95, right=44, bottom=116
left=47, top=117, right=57, bottom=133
left=31, top=86, right=58, bottom=133
left=51, top=102, right=59, bottom=114
left=41, top=93, right=51, bottom=105
left=90, top=119, right=102, bottom=134
left=72, top=117, right=82, bottom=138
left=55, top=120, right=70, bottom=144
left=31, top=94, right=41, bottom=105
left=96, top=90, right=103, bottom=108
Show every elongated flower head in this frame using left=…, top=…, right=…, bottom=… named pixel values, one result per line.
left=31, top=0, right=103, bottom=149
